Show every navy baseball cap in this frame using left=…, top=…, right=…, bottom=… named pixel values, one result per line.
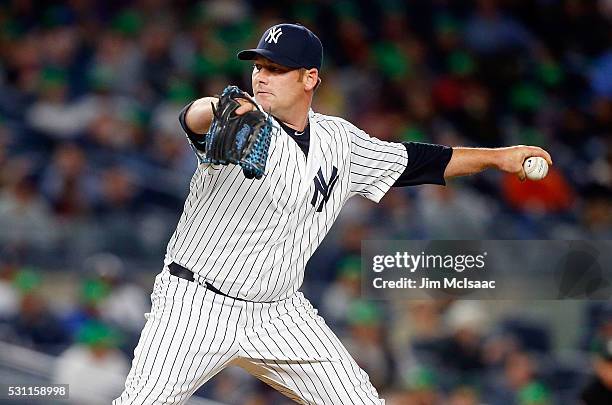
left=238, top=23, right=323, bottom=70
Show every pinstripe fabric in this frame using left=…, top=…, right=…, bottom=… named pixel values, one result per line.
left=164, top=110, right=407, bottom=302
left=114, top=269, right=242, bottom=404
left=114, top=269, right=384, bottom=404
left=115, top=109, right=407, bottom=404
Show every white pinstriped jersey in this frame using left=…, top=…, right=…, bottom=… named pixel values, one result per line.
left=164, top=109, right=408, bottom=302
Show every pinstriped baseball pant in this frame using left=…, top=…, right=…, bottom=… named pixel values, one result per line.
left=113, top=268, right=384, bottom=405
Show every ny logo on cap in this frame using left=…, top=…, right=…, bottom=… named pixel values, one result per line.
left=265, top=26, right=283, bottom=44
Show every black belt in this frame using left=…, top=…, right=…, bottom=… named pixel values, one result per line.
left=168, top=262, right=250, bottom=302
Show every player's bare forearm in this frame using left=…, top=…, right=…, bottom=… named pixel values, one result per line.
left=185, top=97, right=219, bottom=136
left=444, top=146, right=553, bottom=181
left=186, top=95, right=257, bottom=136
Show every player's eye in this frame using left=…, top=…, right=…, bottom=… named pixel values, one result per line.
left=253, top=63, right=288, bottom=74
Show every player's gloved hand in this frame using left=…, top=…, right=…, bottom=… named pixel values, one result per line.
left=204, top=85, right=274, bottom=179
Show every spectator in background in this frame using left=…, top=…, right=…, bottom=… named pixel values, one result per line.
left=580, top=184, right=612, bottom=239
left=486, top=350, right=551, bottom=405
left=25, top=68, right=94, bottom=140
left=341, top=300, right=395, bottom=390
left=91, top=165, right=145, bottom=255
left=440, top=301, right=489, bottom=385
left=85, top=105, right=143, bottom=156
left=369, top=189, right=418, bottom=239
left=93, top=165, right=140, bottom=215
left=320, top=255, right=361, bottom=326
left=138, top=21, right=177, bottom=99
left=40, top=143, right=94, bottom=218
left=146, top=79, right=200, bottom=197
left=86, top=253, right=149, bottom=336
left=54, top=320, right=129, bottom=405
left=10, top=268, right=68, bottom=354
left=61, top=276, right=108, bottom=337
left=464, top=0, right=534, bottom=56
left=78, top=66, right=145, bottom=155
left=417, top=185, right=494, bottom=239
left=0, top=157, right=57, bottom=249
left=306, top=220, right=372, bottom=286
left=0, top=32, right=40, bottom=118
left=86, top=28, right=142, bottom=97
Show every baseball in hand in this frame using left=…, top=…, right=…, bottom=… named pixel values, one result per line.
left=523, top=157, right=549, bottom=180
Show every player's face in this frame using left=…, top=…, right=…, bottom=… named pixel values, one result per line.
left=251, top=57, right=308, bottom=113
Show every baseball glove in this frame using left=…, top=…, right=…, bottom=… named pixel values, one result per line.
left=203, top=85, right=274, bottom=179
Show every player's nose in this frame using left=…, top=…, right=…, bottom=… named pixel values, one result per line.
left=255, top=70, right=270, bottom=83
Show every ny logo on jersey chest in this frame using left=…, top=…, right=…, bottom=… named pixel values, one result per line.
left=311, top=166, right=338, bottom=212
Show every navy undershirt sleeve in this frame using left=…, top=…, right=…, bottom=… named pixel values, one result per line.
left=392, top=142, right=453, bottom=187
left=178, top=100, right=207, bottom=152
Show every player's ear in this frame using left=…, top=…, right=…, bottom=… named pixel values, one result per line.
left=303, top=68, right=319, bottom=92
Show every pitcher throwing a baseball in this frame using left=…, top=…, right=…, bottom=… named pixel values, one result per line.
left=114, top=23, right=552, bottom=405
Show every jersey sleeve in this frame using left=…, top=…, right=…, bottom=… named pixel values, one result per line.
left=178, top=101, right=207, bottom=163
left=349, top=126, right=408, bottom=203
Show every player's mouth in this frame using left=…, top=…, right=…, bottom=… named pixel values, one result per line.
left=256, top=91, right=273, bottom=96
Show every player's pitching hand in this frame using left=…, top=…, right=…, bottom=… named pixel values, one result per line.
left=235, top=97, right=257, bottom=115
left=495, top=145, right=553, bottom=181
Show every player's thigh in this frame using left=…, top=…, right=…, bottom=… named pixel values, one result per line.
left=237, top=295, right=384, bottom=405
left=114, top=270, right=242, bottom=405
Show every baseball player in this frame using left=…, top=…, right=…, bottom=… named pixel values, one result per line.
left=114, top=23, right=552, bottom=404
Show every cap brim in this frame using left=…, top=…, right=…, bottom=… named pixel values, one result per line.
left=237, top=49, right=303, bottom=69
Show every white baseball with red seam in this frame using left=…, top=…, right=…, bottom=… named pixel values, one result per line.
left=523, top=156, right=549, bottom=180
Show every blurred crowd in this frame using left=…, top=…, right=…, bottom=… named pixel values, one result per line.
left=0, top=0, right=611, bottom=262
left=0, top=0, right=611, bottom=404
